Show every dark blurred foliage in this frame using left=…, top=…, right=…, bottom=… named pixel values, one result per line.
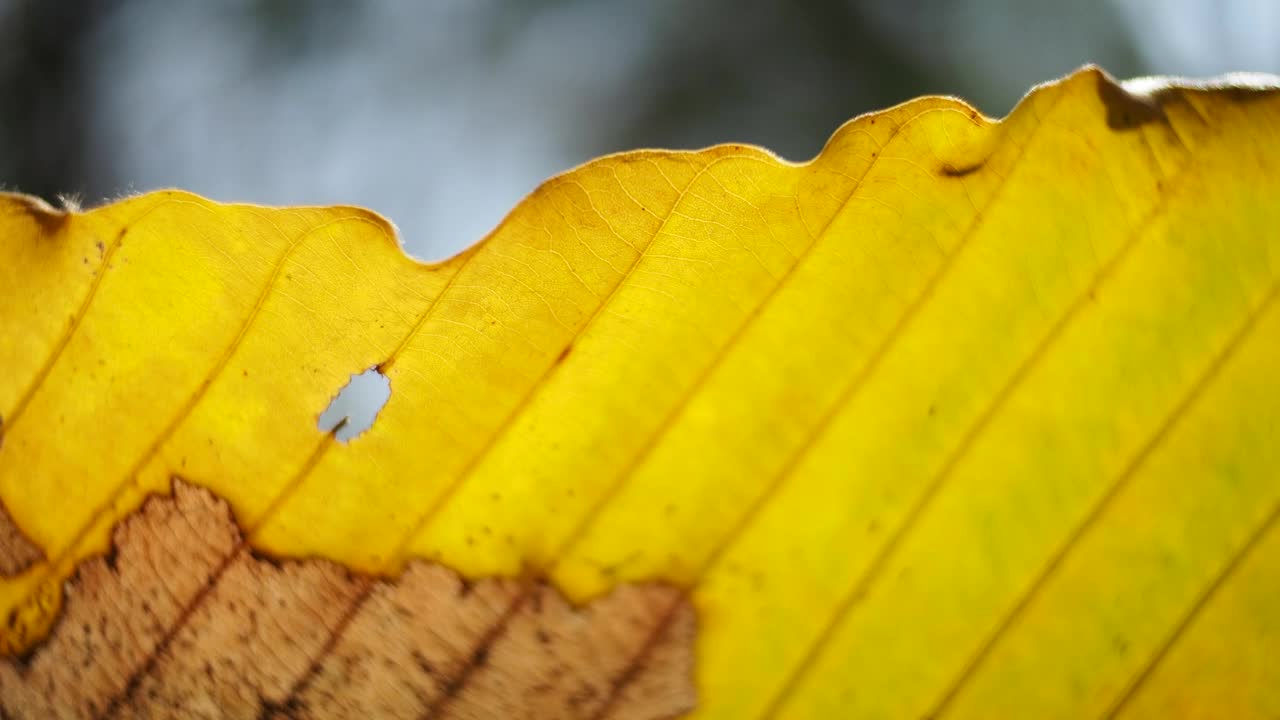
left=0, top=1, right=118, bottom=202
left=0, top=0, right=1274, bottom=257
left=606, top=1, right=942, bottom=159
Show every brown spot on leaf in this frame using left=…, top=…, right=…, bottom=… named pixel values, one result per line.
left=0, top=501, right=43, bottom=577
left=1096, top=72, right=1168, bottom=130
left=3, top=192, right=68, bottom=235
left=555, top=342, right=575, bottom=366
left=0, top=480, right=696, bottom=719
left=939, top=161, right=983, bottom=178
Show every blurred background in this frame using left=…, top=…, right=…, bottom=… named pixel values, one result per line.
left=2, top=0, right=1278, bottom=261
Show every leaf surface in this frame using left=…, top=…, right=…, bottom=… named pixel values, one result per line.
left=2, top=67, right=1280, bottom=718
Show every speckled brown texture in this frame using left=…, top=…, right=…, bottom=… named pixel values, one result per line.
left=0, top=500, right=43, bottom=577
left=0, top=480, right=696, bottom=719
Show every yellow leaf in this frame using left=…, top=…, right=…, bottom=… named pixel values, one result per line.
left=3, top=66, right=1280, bottom=718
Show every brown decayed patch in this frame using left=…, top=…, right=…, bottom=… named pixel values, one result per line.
left=0, top=500, right=43, bottom=577
left=0, top=480, right=696, bottom=719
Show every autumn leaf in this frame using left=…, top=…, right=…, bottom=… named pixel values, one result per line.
left=3, top=65, right=1280, bottom=719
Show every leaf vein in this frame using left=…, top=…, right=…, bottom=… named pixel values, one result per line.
left=931, top=249, right=1280, bottom=718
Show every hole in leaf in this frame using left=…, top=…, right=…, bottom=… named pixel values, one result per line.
left=318, top=367, right=390, bottom=442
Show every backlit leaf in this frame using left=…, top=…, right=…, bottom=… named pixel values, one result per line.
left=2, top=67, right=1279, bottom=718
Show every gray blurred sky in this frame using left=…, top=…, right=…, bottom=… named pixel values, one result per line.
left=2, top=0, right=1277, bottom=261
